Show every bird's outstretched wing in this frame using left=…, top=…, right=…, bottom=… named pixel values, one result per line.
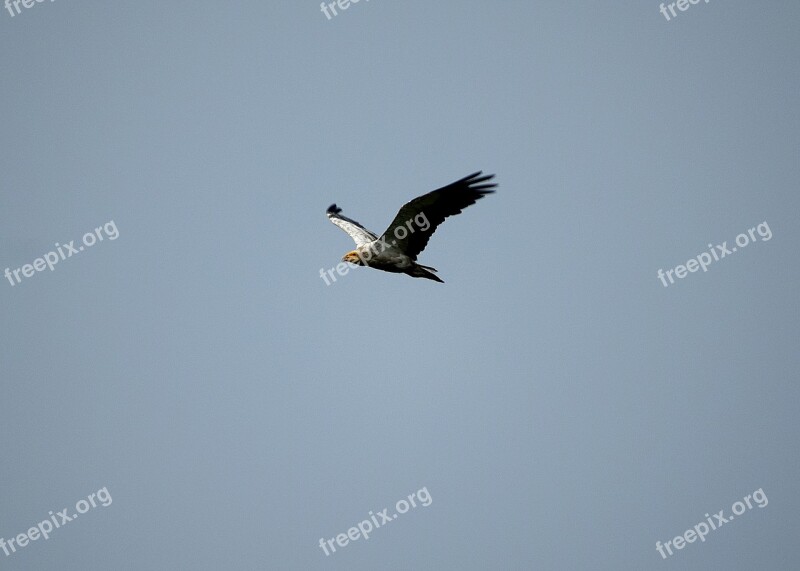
left=379, top=172, right=496, bottom=259
left=326, top=204, right=379, bottom=247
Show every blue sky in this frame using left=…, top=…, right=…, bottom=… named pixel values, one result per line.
left=1, top=1, right=798, bottom=569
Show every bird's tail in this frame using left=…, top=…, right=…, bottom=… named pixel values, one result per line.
left=409, top=264, right=444, bottom=283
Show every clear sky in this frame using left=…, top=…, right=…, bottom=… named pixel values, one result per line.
left=1, top=1, right=798, bottom=569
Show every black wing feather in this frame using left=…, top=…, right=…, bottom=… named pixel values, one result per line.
left=380, top=172, right=496, bottom=259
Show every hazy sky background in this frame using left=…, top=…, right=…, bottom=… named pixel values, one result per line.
left=1, top=1, right=798, bottom=569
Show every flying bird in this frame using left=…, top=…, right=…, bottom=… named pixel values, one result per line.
left=326, top=171, right=496, bottom=283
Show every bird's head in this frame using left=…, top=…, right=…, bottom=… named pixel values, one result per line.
left=342, top=251, right=363, bottom=265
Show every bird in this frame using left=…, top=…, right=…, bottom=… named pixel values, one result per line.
left=326, top=171, right=496, bottom=283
